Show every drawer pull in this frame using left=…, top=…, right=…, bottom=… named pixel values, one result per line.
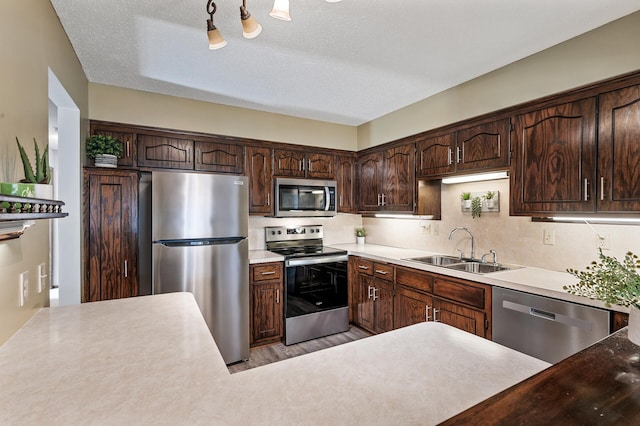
left=358, top=265, right=370, bottom=270
left=375, top=270, right=389, bottom=275
left=261, top=271, right=276, bottom=276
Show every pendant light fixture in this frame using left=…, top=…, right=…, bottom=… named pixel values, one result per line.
left=206, top=0, right=227, bottom=50
left=269, top=0, right=291, bottom=21
left=240, top=0, right=262, bottom=39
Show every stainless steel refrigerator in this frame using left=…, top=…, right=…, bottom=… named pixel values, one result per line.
left=151, top=171, right=249, bottom=364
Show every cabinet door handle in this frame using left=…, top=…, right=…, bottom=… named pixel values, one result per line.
left=124, top=260, right=128, bottom=278
left=426, top=305, right=432, bottom=321
left=372, top=287, right=378, bottom=301
left=358, top=265, right=370, bottom=270
left=447, top=148, right=452, bottom=166
left=126, top=140, right=131, bottom=158
left=267, top=193, right=270, bottom=206
left=456, top=146, right=461, bottom=164
left=377, top=194, right=381, bottom=206
left=381, top=194, right=386, bottom=206
left=584, top=178, right=590, bottom=201
left=375, top=269, right=389, bottom=275
left=600, top=177, right=605, bottom=201
left=308, top=159, right=312, bottom=172
left=300, top=160, right=304, bottom=171
left=367, top=285, right=374, bottom=299
left=433, top=308, right=440, bottom=322
left=276, top=289, right=280, bottom=304
left=339, top=195, right=343, bottom=207
left=261, top=271, right=276, bottom=276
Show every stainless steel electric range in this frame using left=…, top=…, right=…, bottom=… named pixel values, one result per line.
left=265, top=225, right=349, bottom=345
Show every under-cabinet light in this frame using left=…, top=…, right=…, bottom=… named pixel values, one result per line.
left=441, top=171, right=509, bottom=184
left=374, top=214, right=435, bottom=220
left=545, top=217, right=640, bottom=225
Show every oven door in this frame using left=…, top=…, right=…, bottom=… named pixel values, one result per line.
left=284, top=255, right=348, bottom=318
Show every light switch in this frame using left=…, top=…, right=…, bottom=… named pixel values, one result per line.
left=38, top=263, right=48, bottom=293
left=19, top=271, right=29, bottom=307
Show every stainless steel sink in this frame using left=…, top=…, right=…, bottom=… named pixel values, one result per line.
left=444, top=262, right=512, bottom=274
left=404, top=255, right=519, bottom=275
left=406, top=255, right=472, bottom=266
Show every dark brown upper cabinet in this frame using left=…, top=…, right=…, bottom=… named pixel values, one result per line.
left=273, top=149, right=335, bottom=179
left=511, top=97, right=597, bottom=215
left=597, top=84, right=640, bottom=213
left=137, top=133, right=194, bottom=170
left=90, top=123, right=136, bottom=168
left=336, top=154, right=357, bottom=213
left=357, top=143, right=415, bottom=212
left=456, top=118, right=510, bottom=172
left=417, top=118, right=510, bottom=178
left=246, top=146, right=273, bottom=215
left=194, top=140, right=244, bottom=174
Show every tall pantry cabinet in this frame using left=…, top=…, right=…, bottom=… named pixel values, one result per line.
left=83, top=169, right=138, bottom=302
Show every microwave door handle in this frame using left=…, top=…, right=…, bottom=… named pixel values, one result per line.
left=325, top=186, right=330, bottom=211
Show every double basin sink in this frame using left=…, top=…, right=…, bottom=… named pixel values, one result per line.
left=405, top=255, right=518, bottom=275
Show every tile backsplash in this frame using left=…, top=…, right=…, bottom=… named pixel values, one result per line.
left=363, top=178, right=640, bottom=273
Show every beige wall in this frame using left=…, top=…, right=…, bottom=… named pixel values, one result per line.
left=358, top=11, right=640, bottom=150
left=89, top=84, right=358, bottom=151
left=0, top=1, right=88, bottom=344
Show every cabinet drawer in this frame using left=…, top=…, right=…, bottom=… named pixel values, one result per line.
left=251, top=263, right=283, bottom=282
left=433, top=277, right=487, bottom=310
left=373, top=263, right=394, bottom=281
left=395, top=267, right=433, bottom=294
left=354, top=259, right=374, bottom=276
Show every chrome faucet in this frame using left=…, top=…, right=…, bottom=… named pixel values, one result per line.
left=448, top=227, right=475, bottom=260
left=481, top=249, right=498, bottom=265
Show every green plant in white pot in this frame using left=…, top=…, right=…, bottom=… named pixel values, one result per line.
left=86, top=134, right=123, bottom=168
left=355, top=227, right=367, bottom=244
left=565, top=249, right=640, bottom=345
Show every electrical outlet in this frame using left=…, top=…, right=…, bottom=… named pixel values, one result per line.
left=596, top=233, right=611, bottom=250
left=19, top=271, right=29, bottom=307
left=543, top=229, right=555, bottom=246
left=38, top=263, right=48, bottom=293
left=422, top=223, right=431, bottom=233
left=431, top=223, right=439, bottom=236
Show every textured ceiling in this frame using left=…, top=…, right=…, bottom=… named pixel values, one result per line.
left=50, top=0, right=640, bottom=126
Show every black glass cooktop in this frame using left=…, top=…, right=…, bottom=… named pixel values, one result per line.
left=268, top=245, right=347, bottom=259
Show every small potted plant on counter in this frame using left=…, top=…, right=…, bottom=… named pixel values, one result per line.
left=355, top=227, right=367, bottom=245
left=565, top=249, right=640, bottom=345
left=86, top=134, right=123, bottom=168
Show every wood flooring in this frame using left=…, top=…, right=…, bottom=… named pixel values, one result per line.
left=228, top=325, right=372, bottom=374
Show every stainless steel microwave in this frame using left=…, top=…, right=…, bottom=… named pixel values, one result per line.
left=274, top=178, right=337, bottom=217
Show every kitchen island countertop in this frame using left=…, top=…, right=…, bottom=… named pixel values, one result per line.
left=0, top=293, right=549, bottom=425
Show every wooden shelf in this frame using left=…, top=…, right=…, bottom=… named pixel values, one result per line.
left=0, top=195, right=67, bottom=241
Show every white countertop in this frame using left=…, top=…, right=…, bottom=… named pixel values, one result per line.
left=0, top=293, right=549, bottom=425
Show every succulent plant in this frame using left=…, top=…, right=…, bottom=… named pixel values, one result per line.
left=16, top=137, right=50, bottom=184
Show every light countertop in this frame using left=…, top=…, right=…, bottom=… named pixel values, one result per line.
left=249, top=243, right=625, bottom=313
left=0, top=293, right=549, bottom=425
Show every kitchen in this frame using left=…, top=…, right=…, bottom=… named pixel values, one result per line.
left=2, top=0, right=640, bottom=424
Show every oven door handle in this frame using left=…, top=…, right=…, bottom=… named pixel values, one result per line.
left=285, top=255, right=348, bottom=267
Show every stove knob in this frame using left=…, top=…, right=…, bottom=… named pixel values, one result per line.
left=310, top=229, right=315, bottom=233
left=278, top=230, right=282, bottom=234
left=271, top=231, right=276, bottom=235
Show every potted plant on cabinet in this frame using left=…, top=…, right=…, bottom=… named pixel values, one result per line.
left=355, top=227, right=367, bottom=245
left=565, top=249, right=640, bottom=345
left=86, top=134, right=123, bottom=168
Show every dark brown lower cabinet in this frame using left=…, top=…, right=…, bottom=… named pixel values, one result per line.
left=351, top=256, right=393, bottom=334
left=433, top=297, right=487, bottom=338
left=250, top=262, right=283, bottom=346
left=83, top=169, right=138, bottom=302
left=394, top=286, right=433, bottom=329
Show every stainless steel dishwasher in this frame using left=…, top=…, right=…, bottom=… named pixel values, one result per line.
left=492, top=287, right=610, bottom=364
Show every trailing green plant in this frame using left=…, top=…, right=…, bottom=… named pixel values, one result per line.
left=565, top=249, right=640, bottom=308
left=86, top=134, right=123, bottom=159
left=355, top=227, right=367, bottom=237
left=461, top=192, right=471, bottom=201
left=16, top=137, right=50, bottom=184
left=471, top=196, right=482, bottom=218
